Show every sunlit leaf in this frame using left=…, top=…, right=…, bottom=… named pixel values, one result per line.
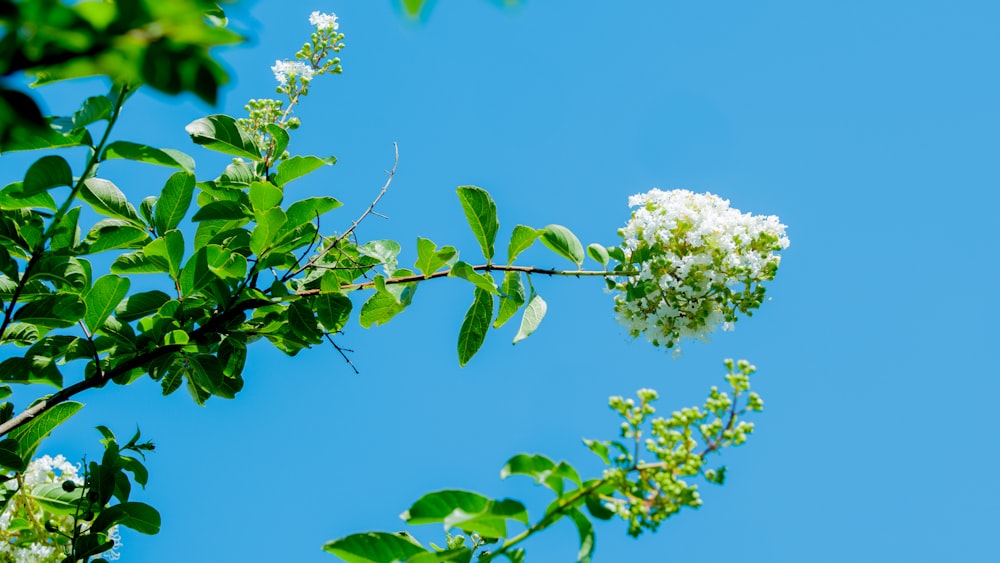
left=494, top=271, right=525, bottom=329
left=274, top=155, right=335, bottom=187
left=80, top=178, right=143, bottom=226
left=449, top=261, right=498, bottom=295
left=507, top=225, right=539, bottom=264
left=513, top=294, right=546, bottom=344
left=102, top=141, right=195, bottom=173
left=456, top=186, right=499, bottom=261
left=22, top=155, right=72, bottom=195
left=457, top=288, right=493, bottom=367
left=83, top=275, right=130, bottom=333
left=185, top=114, right=260, bottom=160
left=323, top=532, right=429, bottom=563
left=154, top=172, right=196, bottom=233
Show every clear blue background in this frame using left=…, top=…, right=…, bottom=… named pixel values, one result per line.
left=7, top=0, right=999, bottom=561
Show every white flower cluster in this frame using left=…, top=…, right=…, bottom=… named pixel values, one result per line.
left=271, top=60, right=314, bottom=86
left=0, top=455, right=121, bottom=562
left=309, top=11, right=339, bottom=31
left=613, top=189, right=789, bottom=352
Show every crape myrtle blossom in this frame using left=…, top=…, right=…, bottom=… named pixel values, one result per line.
left=271, top=60, right=314, bottom=86
left=0, top=455, right=122, bottom=562
left=309, top=11, right=339, bottom=30
left=613, top=189, right=789, bottom=352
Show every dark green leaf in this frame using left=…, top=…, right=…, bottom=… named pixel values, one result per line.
left=274, top=155, right=335, bottom=187
left=457, top=288, right=493, bottom=367
left=185, top=114, right=260, bottom=160
left=102, top=141, right=195, bottom=173
left=84, top=275, right=130, bottom=333
left=315, top=293, right=352, bottom=332
left=494, top=271, right=525, bottom=329
left=70, top=95, right=113, bottom=128
left=507, top=225, right=539, bottom=264
left=7, top=402, right=82, bottom=463
left=84, top=219, right=150, bottom=254
left=513, top=294, right=546, bottom=344
left=22, top=156, right=72, bottom=195
left=13, top=295, right=86, bottom=328
left=567, top=508, right=596, bottom=563
left=154, top=172, right=196, bottom=233
left=0, top=356, right=61, bottom=387
left=32, top=255, right=89, bottom=292
left=265, top=123, right=290, bottom=158
left=110, top=250, right=168, bottom=275
left=191, top=200, right=252, bottom=222
left=91, top=502, right=160, bottom=535
left=456, top=186, right=499, bottom=261
left=322, top=532, right=429, bottom=563
left=540, top=224, right=584, bottom=266
left=584, top=493, right=615, bottom=521
left=0, top=439, right=25, bottom=471
left=80, top=178, right=143, bottom=226
left=587, top=243, right=610, bottom=267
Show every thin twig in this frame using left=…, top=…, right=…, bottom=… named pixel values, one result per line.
left=323, top=333, right=358, bottom=374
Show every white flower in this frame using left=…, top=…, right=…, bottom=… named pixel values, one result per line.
left=309, top=11, right=339, bottom=31
left=613, top=189, right=789, bottom=351
left=271, top=60, right=314, bottom=86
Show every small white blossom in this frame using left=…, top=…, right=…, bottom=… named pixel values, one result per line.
left=613, top=189, right=789, bottom=351
left=271, top=60, right=314, bottom=86
left=309, top=11, right=339, bottom=31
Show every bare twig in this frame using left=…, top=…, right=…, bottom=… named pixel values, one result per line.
left=323, top=333, right=358, bottom=374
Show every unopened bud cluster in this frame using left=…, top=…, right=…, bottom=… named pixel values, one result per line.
left=613, top=189, right=789, bottom=352
left=591, top=360, right=762, bottom=536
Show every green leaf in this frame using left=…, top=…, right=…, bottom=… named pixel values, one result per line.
left=7, top=402, right=82, bottom=463
left=0, top=439, right=25, bottom=471
left=287, top=300, right=322, bottom=343
left=23, top=156, right=73, bottom=195
left=70, top=95, right=113, bottom=128
left=513, top=294, right=547, bottom=344
left=285, top=196, right=342, bottom=229
left=449, top=261, right=498, bottom=295
left=315, top=293, right=352, bottom=332
left=13, top=295, right=85, bottom=328
left=154, top=172, right=196, bottom=233
left=494, top=271, right=525, bottom=329
left=323, top=532, right=429, bottom=563
left=32, top=255, right=89, bottom=292
left=507, top=225, right=539, bottom=264
left=0, top=120, right=92, bottom=153
left=0, top=356, right=62, bottom=387
left=265, top=123, right=290, bottom=158
left=29, top=483, right=84, bottom=515
left=456, top=186, right=499, bottom=261
left=110, top=250, right=168, bottom=275
left=358, top=240, right=402, bottom=275
left=586, top=243, right=610, bottom=267
left=101, top=141, right=195, bottom=173
left=0, top=182, right=58, bottom=210
left=540, top=224, right=584, bottom=266
left=80, top=178, right=143, bottom=226
left=250, top=208, right=287, bottom=255
left=84, top=219, right=150, bottom=254
left=402, top=490, right=528, bottom=538
left=191, top=200, right=253, bottom=222
left=358, top=283, right=415, bottom=328
left=144, top=230, right=185, bottom=278
left=501, top=453, right=580, bottom=495
left=84, top=275, right=130, bottom=333
left=115, top=290, right=171, bottom=322
left=567, top=508, right=596, bottom=563
left=185, top=114, right=260, bottom=160
left=457, top=288, right=493, bottom=367
left=249, top=181, right=283, bottom=212
left=414, top=237, right=457, bottom=278
left=584, top=492, right=615, bottom=521
left=91, top=502, right=160, bottom=535
left=274, top=155, right=336, bottom=187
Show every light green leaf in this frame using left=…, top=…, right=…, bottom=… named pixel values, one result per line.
left=513, top=294, right=547, bottom=344
left=115, top=290, right=171, bottom=322
left=507, top=225, right=539, bottom=264
left=185, top=114, right=261, bottom=160
left=456, top=185, right=499, bottom=261
left=23, top=155, right=72, bottom=196
left=83, top=219, right=149, bottom=254
left=249, top=207, right=287, bottom=255
left=110, top=250, right=167, bottom=275
left=587, top=243, right=610, bottom=267
left=248, top=181, right=283, bottom=212
left=154, top=172, right=195, bottom=233
left=414, top=237, right=457, bottom=278
left=265, top=123, right=290, bottom=158
left=80, top=178, right=143, bottom=226
left=83, top=275, right=130, bottom=333
left=540, top=224, right=585, bottom=266
left=0, top=182, right=58, bottom=210
left=494, top=271, right=526, bottom=329
left=322, top=532, right=429, bottom=563
left=457, top=288, right=493, bottom=367
left=449, top=261, right=498, bottom=295
left=101, top=141, right=195, bottom=173
left=274, top=155, right=336, bottom=187
left=402, top=489, right=528, bottom=538
left=359, top=240, right=401, bottom=275
left=285, top=196, right=342, bottom=229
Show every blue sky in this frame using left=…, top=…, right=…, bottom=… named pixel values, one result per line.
left=8, top=0, right=1000, bottom=561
